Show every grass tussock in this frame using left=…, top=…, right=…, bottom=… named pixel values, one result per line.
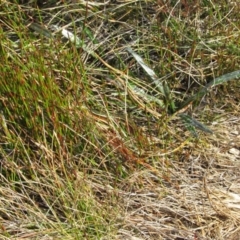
left=0, top=0, right=240, bottom=239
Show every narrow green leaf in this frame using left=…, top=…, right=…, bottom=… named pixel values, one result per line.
left=128, top=83, right=165, bottom=108
left=126, top=47, right=165, bottom=93
left=179, top=70, right=240, bottom=111
left=28, top=23, right=53, bottom=38
left=183, top=122, right=199, bottom=138
left=126, top=47, right=175, bottom=111
left=179, top=113, right=213, bottom=136
left=206, top=70, right=240, bottom=88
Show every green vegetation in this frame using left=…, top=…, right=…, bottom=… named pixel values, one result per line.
left=0, top=1, right=240, bottom=239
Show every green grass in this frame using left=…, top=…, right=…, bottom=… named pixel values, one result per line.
left=0, top=0, right=240, bottom=239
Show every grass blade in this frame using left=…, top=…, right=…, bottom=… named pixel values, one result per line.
left=179, top=70, right=240, bottom=111
left=205, top=70, right=240, bottom=88
left=28, top=23, right=53, bottom=38
left=52, top=25, right=83, bottom=48
left=179, top=113, right=213, bottom=136
left=126, top=47, right=176, bottom=112
left=126, top=47, right=165, bottom=93
left=128, top=83, right=165, bottom=108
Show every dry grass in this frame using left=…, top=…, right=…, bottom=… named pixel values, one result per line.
left=116, top=108, right=240, bottom=240
left=0, top=0, right=240, bottom=239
